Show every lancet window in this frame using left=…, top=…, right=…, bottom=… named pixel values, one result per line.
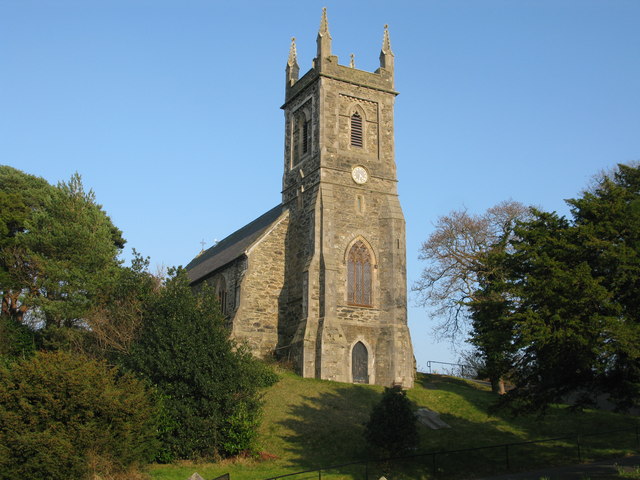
left=216, top=278, right=228, bottom=316
left=291, top=104, right=312, bottom=167
left=347, top=240, right=372, bottom=306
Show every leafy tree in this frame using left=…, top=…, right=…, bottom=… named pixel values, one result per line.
left=418, top=164, right=640, bottom=413
left=0, top=166, right=52, bottom=322
left=0, top=350, right=159, bottom=480
left=501, top=210, right=621, bottom=413
left=568, top=164, right=640, bottom=409
left=364, top=386, right=418, bottom=458
left=500, top=164, right=640, bottom=413
left=0, top=166, right=124, bottom=328
left=124, top=268, right=278, bottom=460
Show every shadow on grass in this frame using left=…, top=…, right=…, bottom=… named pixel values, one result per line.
left=265, top=374, right=638, bottom=480
left=275, top=384, right=379, bottom=468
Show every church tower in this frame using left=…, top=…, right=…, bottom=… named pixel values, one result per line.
left=280, top=9, right=414, bottom=387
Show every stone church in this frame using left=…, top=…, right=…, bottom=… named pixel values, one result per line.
left=186, top=9, right=414, bottom=388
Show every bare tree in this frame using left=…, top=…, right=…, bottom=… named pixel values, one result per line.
left=413, top=200, right=529, bottom=341
left=85, top=296, right=146, bottom=355
left=83, top=252, right=162, bottom=358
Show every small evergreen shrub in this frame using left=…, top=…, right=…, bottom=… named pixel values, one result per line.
left=364, top=385, right=419, bottom=458
left=0, top=350, right=159, bottom=480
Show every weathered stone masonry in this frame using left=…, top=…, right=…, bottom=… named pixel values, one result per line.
left=186, top=10, right=415, bottom=388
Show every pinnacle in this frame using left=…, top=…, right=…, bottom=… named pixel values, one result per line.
left=382, top=24, right=393, bottom=55
left=288, top=37, right=298, bottom=66
left=318, top=7, right=330, bottom=37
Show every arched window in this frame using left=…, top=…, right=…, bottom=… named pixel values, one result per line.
left=216, top=278, right=228, bottom=315
left=352, top=341, right=369, bottom=384
left=347, top=240, right=372, bottom=306
left=350, top=111, right=363, bottom=147
left=292, top=110, right=311, bottom=165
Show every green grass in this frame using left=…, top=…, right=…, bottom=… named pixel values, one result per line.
left=146, top=371, right=639, bottom=480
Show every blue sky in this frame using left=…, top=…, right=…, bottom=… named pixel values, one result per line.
left=2, top=0, right=639, bottom=370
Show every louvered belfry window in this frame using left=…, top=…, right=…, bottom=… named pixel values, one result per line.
left=350, top=112, right=363, bottom=147
left=347, top=240, right=372, bottom=306
left=302, top=120, right=310, bottom=154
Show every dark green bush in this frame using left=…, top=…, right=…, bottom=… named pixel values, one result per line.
left=124, top=268, right=278, bottom=460
left=0, top=350, right=159, bottom=480
left=364, top=385, right=419, bottom=458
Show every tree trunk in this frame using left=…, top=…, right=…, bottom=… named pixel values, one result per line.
left=2, top=291, right=24, bottom=322
left=1, top=294, right=9, bottom=317
left=498, top=378, right=506, bottom=395
left=490, top=376, right=506, bottom=395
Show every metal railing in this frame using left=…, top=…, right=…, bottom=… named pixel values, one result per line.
left=423, top=360, right=477, bottom=379
left=262, top=425, right=640, bottom=480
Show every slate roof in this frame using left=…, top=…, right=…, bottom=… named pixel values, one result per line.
left=186, top=204, right=285, bottom=285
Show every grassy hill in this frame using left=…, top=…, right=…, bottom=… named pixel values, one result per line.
left=148, top=370, right=639, bottom=480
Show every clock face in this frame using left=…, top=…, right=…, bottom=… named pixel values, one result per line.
left=351, top=166, right=368, bottom=184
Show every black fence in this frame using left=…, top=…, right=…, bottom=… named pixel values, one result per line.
left=262, top=425, right=640, bottom=480
left=422, top=360, right=477, bottom=379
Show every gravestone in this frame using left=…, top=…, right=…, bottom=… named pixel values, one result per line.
left=415, top=407, right=451, bottom=429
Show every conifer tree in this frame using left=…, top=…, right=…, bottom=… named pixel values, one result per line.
left=500, top=164, right=640, bottom=412
left=0, top=166, right=124, bottom=328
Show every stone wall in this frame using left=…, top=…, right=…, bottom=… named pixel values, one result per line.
left=200, top=257, right=245, bottom=328
left=232, top=211, right=289, bottom=357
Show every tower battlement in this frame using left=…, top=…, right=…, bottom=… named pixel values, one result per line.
left=285, top=8, right=396, bottom=106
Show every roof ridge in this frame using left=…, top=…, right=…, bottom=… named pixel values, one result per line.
left=185, top=204, right=284, bottom=280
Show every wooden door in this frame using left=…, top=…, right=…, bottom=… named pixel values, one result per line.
left=352, top=342, right=368, bottom=384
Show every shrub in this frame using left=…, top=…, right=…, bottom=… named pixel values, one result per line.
left=124, top=268, right=278, bottom=460
left=364, top=385, right=419, bottom=458
left=0, top=350, right=159, bottom=480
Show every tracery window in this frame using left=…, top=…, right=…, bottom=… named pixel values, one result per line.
left=347, top=240, right=372, bottom=306
left=350, top=111, right=363, bottom=148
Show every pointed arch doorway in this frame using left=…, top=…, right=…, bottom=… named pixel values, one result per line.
left=352, top=341, right=369, bottom=384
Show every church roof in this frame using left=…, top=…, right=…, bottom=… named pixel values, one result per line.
left=186, top=204, right=285, bottom=284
